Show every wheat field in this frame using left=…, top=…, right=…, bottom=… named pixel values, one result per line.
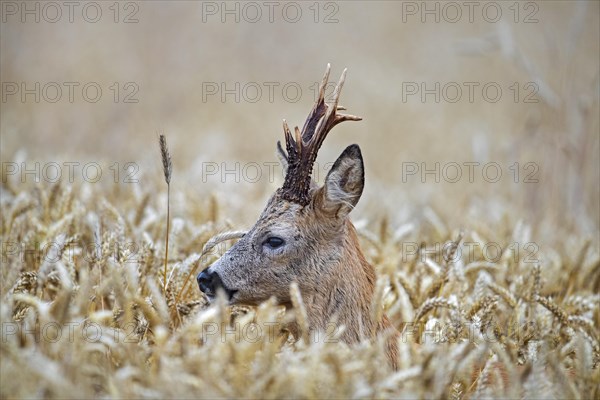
left=1, top=1, right=599, bottom=399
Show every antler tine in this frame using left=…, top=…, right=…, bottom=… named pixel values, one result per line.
left=330, top=68, right=347, bottom=111
left=279, top=65, right=362, bottom=205
left=317, top=63, right=331, bottom=107
left=294, top=126, right=302, bottom=155
left=300, top=65, right=331, bottom=143
left=311, top=68, right=362, bottom=145
left=282, top=119, right=296, bottom=159
left=283, top=119, right=292, bottom=141
left=330, top=69, right=362, bottom=123
left=313, top=68, right=348, bottom=139
left=330, top=70, right=362, bottom=125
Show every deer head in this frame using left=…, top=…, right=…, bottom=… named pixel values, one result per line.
left=197, top=64, right=363, bottom=301
left=197, top=66, right=397, bottom=361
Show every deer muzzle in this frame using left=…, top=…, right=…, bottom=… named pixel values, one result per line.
left=197, top=268, right=237, bottom=302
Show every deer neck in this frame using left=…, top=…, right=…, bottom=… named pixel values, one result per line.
left=299, top=219, right=377, bottom=343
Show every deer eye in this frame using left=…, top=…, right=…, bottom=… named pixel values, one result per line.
left=264, top=236, right=285, bottom=249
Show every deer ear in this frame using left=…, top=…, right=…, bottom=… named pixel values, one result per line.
left=317, top=144, right=365, bottom=218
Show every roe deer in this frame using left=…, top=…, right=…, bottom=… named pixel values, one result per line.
left=197, top=65, right=398, bottom=368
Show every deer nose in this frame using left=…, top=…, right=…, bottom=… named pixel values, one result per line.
left=197, top=269, right=237, bottom=300
left=197, top=269, right=217, bottom=296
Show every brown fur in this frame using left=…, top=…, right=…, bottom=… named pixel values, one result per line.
left=203, top=145, right=399, bottom=369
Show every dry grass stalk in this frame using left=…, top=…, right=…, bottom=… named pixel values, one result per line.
left=467, top=295, right=497, bottom=321
left=158, top=134, right=173, bottom=292
left=413, top=297, right=457, bottom=323
left=394, top=272, right=419, bottom=309
left=534, top=295, right=571, bottom=328
left=487, top=282, right=518, bottom=308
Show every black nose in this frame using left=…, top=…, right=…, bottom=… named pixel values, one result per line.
left=197, top=269, right=237, bottom=300
left=197, top=269, right=216, bottom=296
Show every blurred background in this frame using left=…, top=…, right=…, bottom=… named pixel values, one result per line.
left=2, top=1, right=598, bottom=243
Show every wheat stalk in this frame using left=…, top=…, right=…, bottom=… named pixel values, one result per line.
left=488, top=282, right=518, bottom=308
left=534, top=295, right=571, bottom=327
left=159, top=134, right=172, bottom=292
left=413, top=297, right=457, bottom=323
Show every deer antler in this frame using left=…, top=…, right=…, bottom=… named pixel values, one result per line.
left=278, top=64, right=362, bottom=205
